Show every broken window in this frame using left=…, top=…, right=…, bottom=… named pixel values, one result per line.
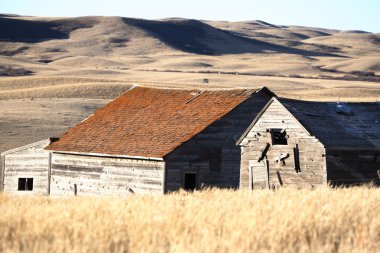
left=184, top=173, right=197, bottom=191
left=18, top=178, right=33, bottom=191
left=271, top=129, right=288, bottom=145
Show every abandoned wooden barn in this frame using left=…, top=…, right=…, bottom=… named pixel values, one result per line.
left=37, top=86, right=273, bottom=196
left=2, top=86, right=378, bottom=196
left=238, top=97, right=380, bottom=189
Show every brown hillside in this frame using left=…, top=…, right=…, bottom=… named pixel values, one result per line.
left=0, top=15, right=379, bottom=153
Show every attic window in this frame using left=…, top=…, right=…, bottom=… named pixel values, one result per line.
left=18, top=178, right=33, bottom=191
left=271, top=129, right=288, bottom=145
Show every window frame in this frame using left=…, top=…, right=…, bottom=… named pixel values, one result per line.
left=18, top=178, right=33, bottom=191
left=270, top=128, right=288, bottom=146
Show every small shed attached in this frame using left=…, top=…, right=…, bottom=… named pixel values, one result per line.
left=1, top=139, right=52, bottom=195
left=238, top=97, right=380, bottom=189
left=281, top=98, right=380, bottom=186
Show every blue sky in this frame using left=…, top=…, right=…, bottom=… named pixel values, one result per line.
left=1, top=0, right=379, bottom=32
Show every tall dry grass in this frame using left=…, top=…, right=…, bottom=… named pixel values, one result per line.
left=0, top=187, right=379, bottom=253
left=0, top=76, right=132, bottom=100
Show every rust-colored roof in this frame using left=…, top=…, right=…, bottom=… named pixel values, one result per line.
left=46, top=87, right=257, bottom=158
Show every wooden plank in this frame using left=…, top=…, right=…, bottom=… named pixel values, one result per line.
left=0, top=155, right=4, bottom=191
left=165, top=91, right=272, bottom=192
left=240, top=98, right=327, bottom=189
left=2, top=141, right=50, bottom=196
left=51, top=153, right=165, bottom=196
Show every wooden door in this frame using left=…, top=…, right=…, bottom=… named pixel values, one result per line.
left=249, top=160, right=269, bottom=189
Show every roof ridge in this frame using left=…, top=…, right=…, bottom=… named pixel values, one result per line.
left=127, top=85, right=261, bottom=92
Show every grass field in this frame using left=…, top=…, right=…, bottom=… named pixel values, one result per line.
left=1, top=187, right=379, bottom=253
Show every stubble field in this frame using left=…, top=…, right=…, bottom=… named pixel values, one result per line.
left=0, top=187, right=379, bottom=253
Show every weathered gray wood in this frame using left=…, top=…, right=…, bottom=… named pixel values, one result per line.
left=240, top=99, right=327, bottom=189
left=249, top=159, right=269, bottom=189
left=50, top=153, right=165, bottom=196
left=164, top=90, right=272, bottom=192
left=326, top=150, right=380, bottom=185
left=2, top=139, right=50, bottom=195
left=47, top=152, right=52, bottom=195
left=0, top=155, right=5, bottom=192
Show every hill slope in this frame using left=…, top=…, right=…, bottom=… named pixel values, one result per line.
left=0, top=15, right=379, bottom=78
left=0, top=15, right=379, bottom=153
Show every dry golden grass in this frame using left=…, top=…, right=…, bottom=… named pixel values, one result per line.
left=0, top=98, right=109, bottom=153
left=0, top=76, right=121, bottom=90
left=1, top=187, right=379, bottom=253
left=2, top=72, right=380, bottom=101
left=0, top=83, right=131, bottom=99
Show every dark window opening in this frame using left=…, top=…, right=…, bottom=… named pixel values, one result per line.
left=18, top=178, right=33, bottom=191
left=184, top=173, right=197, bottom=191
left=271, top=129, right=288, bottom=145
left=209, top=148, right=222, bottom=171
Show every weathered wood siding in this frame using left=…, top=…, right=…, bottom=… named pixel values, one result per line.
left=326, top=149, right=380, bottom=185
left=50, top=153, right=165, bottom=196
left=2, top=140, right=50, bottom=195
left=0, top=155, right=4, bottom=192
left=164, top=90, right=272, bottom=192
left=240, top=99, right=327, bottom=189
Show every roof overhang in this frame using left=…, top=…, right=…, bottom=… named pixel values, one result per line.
left=50, top=150, right=164, bottom=161
left=1, top=139, right=50, bottom=156
left=236, top=97, right=276, bottom=145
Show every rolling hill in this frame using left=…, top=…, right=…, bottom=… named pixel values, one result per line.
left=0, top=14, right=379, bottom=79
left=0, top=14, right=379, bottom=153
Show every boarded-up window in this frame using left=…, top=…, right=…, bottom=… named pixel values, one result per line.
left=209, top=148, right=222, bottom=171
left=194, top=148, right=222, bottom=171
left=271, top=129, right=288, bottom=145
left=18, top=178, right=33, bottom=191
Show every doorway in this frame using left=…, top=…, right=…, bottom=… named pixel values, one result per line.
left=184, top=173, right=197, bottom=191
left=249, top=160, right=269, bottom=189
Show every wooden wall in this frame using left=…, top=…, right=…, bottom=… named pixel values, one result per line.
left=0, top=155, right=4, bottom=192
left=240, top=99, right=327, bottom=189
left=1, top=139, right=50, bottom=195
left=326, top=149, right=380, bottom=185
left=50, top=153, right=165, bottom=196
left=164, top=90, right=272, bottom=192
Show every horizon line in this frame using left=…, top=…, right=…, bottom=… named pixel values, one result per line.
left=0, top=13, right=377, bottom=33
